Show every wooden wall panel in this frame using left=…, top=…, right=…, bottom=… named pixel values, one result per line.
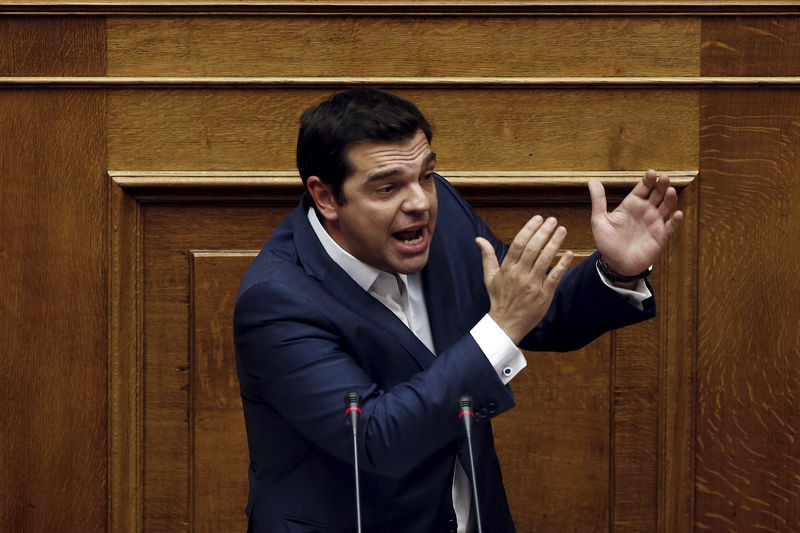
left=493, top=334, right=615, bottom=532
left=0, top=16, right=107, bottom=533
left=190, top=252, right=254, bottom=533
left=108, top=88, right=698, bottom=171
left=697, top=88, right=800, bottom=533
left=0, top=16, right=105, bottom=76
left=702, top=17, right=800, bottom=76
left=142, top=204, right=295, bottom=531
left=0, top=91, right=109, bottom=526
left=698, top=16, right=800, bottom=533
left=107, top=16, right=699, bottom=77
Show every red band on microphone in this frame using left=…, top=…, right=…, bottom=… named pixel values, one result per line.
left=345, top=407, right=363, bottom=415
left=458, top=411, right=474, bottom=419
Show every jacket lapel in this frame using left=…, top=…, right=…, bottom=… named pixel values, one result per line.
left=422, top=228, right=462, bottom=355
left=292, top=199, right=436, bottom=370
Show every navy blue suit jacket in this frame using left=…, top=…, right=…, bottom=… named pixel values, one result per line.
left=234, top=175, right=655, bottom=533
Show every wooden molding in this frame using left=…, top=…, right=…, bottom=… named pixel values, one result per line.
left=110, top=170, right=697, bottom=189
left=2, top=1, right=800, bottom=15
left=5, top=76, right=800, bottom=88
left=109, top=169, right=697, bottom=205
left=109, top=170, right=145, bottom=532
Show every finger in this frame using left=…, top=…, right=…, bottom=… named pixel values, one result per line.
left=630, top=169, right=658, bottom=199
left=543, top=250, right=574, bottom=291
left=505, top=215, right=544, bottom=266
left=658, top=187, right=679, bottom=219
left=648, top=172, right=670, bottom=206
left=531, top=225, right=567, bottom=280
left=587, top=179, right=607, bottom=221
left=520, top=216, right=560, bottom=270
left=475, top=237, right=500, bottom=288
left=664, top=210, right=684, bottom=239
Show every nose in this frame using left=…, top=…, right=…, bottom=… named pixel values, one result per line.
left=402, top=183, right=431, bottom=213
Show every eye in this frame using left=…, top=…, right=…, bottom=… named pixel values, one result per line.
left=421, top=173, right=434, bottom=184
left=376, top=184, right=395, bottom=195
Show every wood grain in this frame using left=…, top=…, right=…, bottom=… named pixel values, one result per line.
left=142, top=203, right=295, bottom=531
left=0, top=15, right=107, bottom=533
left=107, top=16, right=699, bottom=77
left=8, top=76, right=800, bottom=88
left=697, top=88, right=800, bottom=533
left=0, top=88, right=108, bottom=530
left=702, top=17, right=800, bottom=76
left=4, top=1, right=800, bottom=16
left=0, top=16, right=105, bottom=76
left=108, top=88, right=698, bottom=172
left=697, top=15, right=800, bottom=532
left=662, top=180, right=698, bottom=533
left=190, top=252, right=255, bottom=533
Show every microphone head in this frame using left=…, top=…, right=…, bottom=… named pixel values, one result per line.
left=459, top=395, right=473, bottom=410
left=344, top=391, right=362, bottom=408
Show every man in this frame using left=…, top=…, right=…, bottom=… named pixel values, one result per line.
left=234, top=88, right=683, bottom=533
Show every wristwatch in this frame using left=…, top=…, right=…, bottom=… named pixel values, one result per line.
left=597, top=255, right=653, bottom=283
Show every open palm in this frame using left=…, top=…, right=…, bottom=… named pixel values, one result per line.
left=589, top=170, right=684, bottom=276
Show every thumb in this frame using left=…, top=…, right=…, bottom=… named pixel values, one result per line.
left=587, top=178, right=607, bottom=221
left=475, top=237, right=500, bottom=288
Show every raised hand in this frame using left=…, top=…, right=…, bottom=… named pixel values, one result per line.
left=476, top=215, right=574, bottom=345
left=588, top=170, right=684, bottom=277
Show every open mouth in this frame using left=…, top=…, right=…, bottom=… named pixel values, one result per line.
left=392, top=228, right=424, bottom=246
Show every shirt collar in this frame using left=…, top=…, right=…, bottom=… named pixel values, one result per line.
left=308, top=207, right=405, bottom=292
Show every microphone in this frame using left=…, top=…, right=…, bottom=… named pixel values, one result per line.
left=458, top=395, right=483, bottom=533
left=344, top=392, right=363, bottom=533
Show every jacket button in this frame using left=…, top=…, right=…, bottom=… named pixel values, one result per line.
left=487, top=402, right=497, bottom=414
left=479, top=407, right=489, bottom=417
left=447, top=518, right=458, bottom=532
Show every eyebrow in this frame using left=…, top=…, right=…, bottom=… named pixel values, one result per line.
left=365, top=152, right=437, bottom=183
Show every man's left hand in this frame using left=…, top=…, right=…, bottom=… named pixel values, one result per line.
left=588, top=169, right=684, bottom=277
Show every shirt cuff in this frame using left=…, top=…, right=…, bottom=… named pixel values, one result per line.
left=470, top=314, right=527, bottom=385
left=595, top=262, right=652, bottom=311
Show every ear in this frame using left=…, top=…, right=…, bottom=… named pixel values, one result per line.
left=306, top=176, right=339, bottom=223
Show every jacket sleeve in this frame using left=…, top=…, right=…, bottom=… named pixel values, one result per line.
left=435, top=175, right=656, bottom=354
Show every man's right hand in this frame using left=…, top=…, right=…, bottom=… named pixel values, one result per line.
left=475, top=216, right=574, bottom=345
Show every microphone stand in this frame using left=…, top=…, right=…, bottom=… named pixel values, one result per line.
left=459, top=395, right=483, bottom=533
left=345, top=392, right=363, bottom=533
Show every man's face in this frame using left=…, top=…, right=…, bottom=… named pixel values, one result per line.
left=322, top=130, right=438, bottom=275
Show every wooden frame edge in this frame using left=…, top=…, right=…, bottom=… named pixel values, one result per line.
left=659, top=173, right=697, bottom=532
left=2, top=1, right=800, bottom=16
left=109, top=173, right=144, bottom=533
left=107, top=170, right=697, bottom=188
left=4, top=76, right=800, bottom=88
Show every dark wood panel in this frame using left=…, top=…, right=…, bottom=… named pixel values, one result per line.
left=612, top=304, right=661, bottom=532
left=109, top=88, right=698, bottom=172
left=107, top=16, right=698, bottom=77
left=698, top=89, right=800, bottom=532
left=0, top=16, right=105, bottom=76
left=662, top=181, right=698, bottom=533
left=492, top=316, right=615, bottom=531
left=0, top=89, right=108, bottom=530
left=191, top=252, right=254, bottom=533
left=702, top=17, right=800, bottom=76
left=143, top=204, right=295, bottom=531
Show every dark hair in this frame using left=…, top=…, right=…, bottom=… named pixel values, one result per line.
left=296, top=88, right=433, bottom=203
